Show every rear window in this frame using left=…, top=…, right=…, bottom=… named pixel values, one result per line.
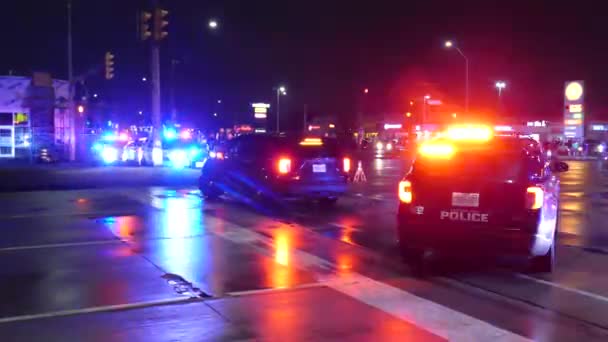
left=414, top=148, right=525, bottom=182
left=295, top=138, right=339, bottom=158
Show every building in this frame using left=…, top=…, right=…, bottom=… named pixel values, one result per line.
left=0, top=74, right=70, bottom=159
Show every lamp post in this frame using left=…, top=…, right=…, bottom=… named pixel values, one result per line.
left=276, top=86, right=286, bottom=132
left=444, top=40, right=469, bottom=113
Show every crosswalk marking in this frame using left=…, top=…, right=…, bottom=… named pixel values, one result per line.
left=204, top=215, right=531, bottom=342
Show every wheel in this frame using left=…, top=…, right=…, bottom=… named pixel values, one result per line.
left=199, top=179, right=222, bottom=200
left=529, top=241, right=555, bottom=273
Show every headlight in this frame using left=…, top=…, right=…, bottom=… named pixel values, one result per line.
left=597, top=145, right=605, bottom=153
left=101, top=146, right=118, bottom=164
left=376, top=142, right=383, bottom=150
left=386, top=143, right=393, bottom=151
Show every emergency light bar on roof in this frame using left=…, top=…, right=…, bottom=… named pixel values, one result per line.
left=300, top=137, right=323, bottom=146
left=446, top=125, right=493, bottom=141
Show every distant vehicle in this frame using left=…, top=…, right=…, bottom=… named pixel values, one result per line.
left=121, top=140, right=145, bottom=165
left=199, top=134, right=352, bottom=203
left=397, top=125, right=569, bottom=274
left=374, top=139, right=405, bottom=158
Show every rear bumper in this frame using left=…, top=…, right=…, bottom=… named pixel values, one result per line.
left=397, top=209, right=550, bottom=258
left=272, top=177, right=348, bottom=199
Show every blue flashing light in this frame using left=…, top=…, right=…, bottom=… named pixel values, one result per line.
left=101, top=146, right=118, bottom=164
left=92, top=142, right=103, bottom=152
left=189, top=146, right=200, bottom=157
left=164, top=128, right=177, bottom=140
left=102, top=132, right=117, bottom=141
left=168, top=149, right=189, bottom=168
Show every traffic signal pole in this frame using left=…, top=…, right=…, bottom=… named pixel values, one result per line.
left=150, top=42, right=161, bottom=147
left=67, top=0, right=76, bottom=161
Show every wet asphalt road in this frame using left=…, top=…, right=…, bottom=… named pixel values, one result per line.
left=0, top=159, right=608, bottom=341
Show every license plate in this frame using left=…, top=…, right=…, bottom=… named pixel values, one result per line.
left=312, top=164, right=326, bottom=173
left=451, top=192, right=480, bottom=207
left=195, top=161, right=204, bottom=168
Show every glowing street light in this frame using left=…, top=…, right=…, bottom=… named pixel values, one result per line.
left=444, top=40, right=469, bottom=113
left=495, top=81, right=507, bottom=95
left=142, top=77, right=147, bottom=82
left=276, top=85, right=287, bottom=132
left=209, top=19, right=218, bottom=29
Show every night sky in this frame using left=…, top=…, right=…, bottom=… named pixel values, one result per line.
left=2, top=1, right=607, bottom=128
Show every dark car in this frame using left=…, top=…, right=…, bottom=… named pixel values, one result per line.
left=199, top=134, right=352, bottom=203
left=397, top=131, right=568, bottom=273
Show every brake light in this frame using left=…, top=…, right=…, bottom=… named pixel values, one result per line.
left=526, top=186, right=543, bottom=210
left=343, top=157, right=351, bottom=173
left=216, top=152, right=224, bottom=160
left=278, top=158, right=292, bottom=174
left=398, top=180, right=412, bottom=203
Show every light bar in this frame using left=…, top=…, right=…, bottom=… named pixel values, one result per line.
left=446, top=125, right=492, bottom=141
left=300, top=137, right=323, bottom=146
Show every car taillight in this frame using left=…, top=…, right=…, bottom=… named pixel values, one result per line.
left=398, top=180, right=412, bottom=203
left=526, top=186, right=543, bottom=210
left=343, top=157, right=351, bottom=173
left=278, top=158, right=291, bottom=174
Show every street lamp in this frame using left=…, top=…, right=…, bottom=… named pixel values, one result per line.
left=495, top=81, right=507, bottom=113
left=495, top=81, right=506, bottom=96
left=276, top=85, right=287, bottom=132
left=444, top=40, right=469, bottom=113
left=209, top=19, right=218, bottom=29
left=142, top=77, right=147, bottom=82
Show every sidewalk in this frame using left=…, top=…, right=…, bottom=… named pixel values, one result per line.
left=0, top=166, right=199, bottom=192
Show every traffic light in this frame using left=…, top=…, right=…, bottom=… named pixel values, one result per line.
left=140, top=11, right=152, bottom=40
left=153, top=8, right=168, bottom=41
left=104, top=51, right=115, bottom=80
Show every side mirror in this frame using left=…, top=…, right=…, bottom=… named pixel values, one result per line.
left=551, top=161, right=569, bottom=173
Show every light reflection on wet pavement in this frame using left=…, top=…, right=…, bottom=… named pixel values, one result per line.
left=1, top=159, right=608, bottom=340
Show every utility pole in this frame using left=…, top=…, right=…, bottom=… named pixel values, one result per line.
left=67, top=0, right=75, bottom=161
left=303, top=104, right=308, bottom=132
left=170, top=59, right=179, bottom=122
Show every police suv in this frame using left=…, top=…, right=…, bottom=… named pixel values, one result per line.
left=397, top=125, right=569, bottom=273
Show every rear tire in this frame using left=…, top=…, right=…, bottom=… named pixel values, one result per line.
left=200, top=179, right=222, bottom=200
left=529, top=241, right=555, bottom=273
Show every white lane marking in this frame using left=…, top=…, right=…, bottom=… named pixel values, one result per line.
left=0, top=296, right=195, bottom=324
left=517, top=273, right=608, bottom=304
left=325, top=274, right=530, bottom=342
left=226, top=282, right=326, bottom=297
left=205, top=215, right=531, bottom=342
left=0, top=239, right=123, bottom=252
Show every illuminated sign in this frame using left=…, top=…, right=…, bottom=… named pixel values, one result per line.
left=569, top=104, right=583, bottom=113
left=527, top=121, right=546, bottom=127
left=254, top=128, right=266, bottom=133
left=384, top=123, right=403, bottom=130
left=592, top=125, right=607, bottom=131
left=564, top=81, right=584, bottom=139
left=494, top=125, right=513, bottom=132
left=252, top=103, right=270, bottom=119
left=308, top=125, right=321, bottom=131
left=565, top=82, right=583, bottom=101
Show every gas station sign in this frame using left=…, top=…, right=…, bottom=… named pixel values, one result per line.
left=563, top=81, right=584, bottom=139
left=252, top=103, right=270, bottom=119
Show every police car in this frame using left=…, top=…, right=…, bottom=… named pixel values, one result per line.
left=199, top=134, right=351, bottom=203
left=397, top=125, right=569, bottom=273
